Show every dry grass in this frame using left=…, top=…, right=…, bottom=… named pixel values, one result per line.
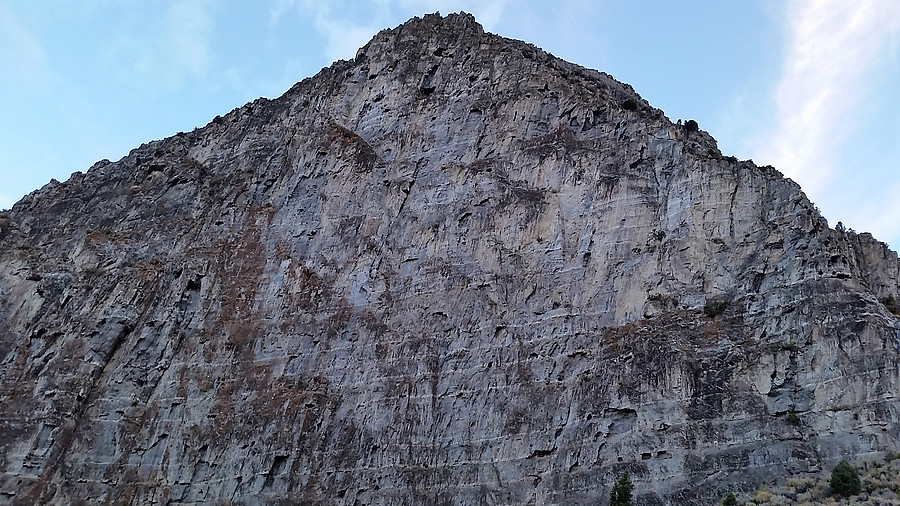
left=727, top=453, right=900, bottom=505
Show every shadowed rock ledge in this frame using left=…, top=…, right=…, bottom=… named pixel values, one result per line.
left=1, top=12, right=899, bottom=505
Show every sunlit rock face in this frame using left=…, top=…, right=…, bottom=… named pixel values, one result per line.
left=1, top=12, right=899, bottom=505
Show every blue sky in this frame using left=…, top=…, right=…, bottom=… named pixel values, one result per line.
left=2, top=0, right=899, bottom=248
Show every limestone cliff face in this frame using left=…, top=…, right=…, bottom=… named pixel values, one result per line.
left=2, top=12, right=899, bottom=505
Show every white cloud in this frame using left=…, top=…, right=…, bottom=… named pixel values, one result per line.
left=110, top=0, right=213, bottom=89
left=165, top=0, right=212, bottom=79
left=396, top=0, right=509, bottom=30
left=857, top=182, right=900, bottom=242
left=268, top=0, right=388, bottom=62
left=269, top=0, right=298, bottom=24
left=312, top=8, right=386, bottom=62
left=754, top=0, right=900, bottom=197
left=269, top=0, right=509, bottom=63
left=0, top=1, right=50, bottom=86
left=0, top=193, right=13, bottom=211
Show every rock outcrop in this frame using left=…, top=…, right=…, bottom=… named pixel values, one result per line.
left=2, top=12, right=899, bottom=505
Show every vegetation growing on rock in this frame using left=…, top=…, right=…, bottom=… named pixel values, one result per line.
left=732, top=454, right=900, bottom=504
left=703, top=298, right=729, bottom=318
left=830, top=460, right=862, bottom=497
left=610, top=471, right=634, bottom=506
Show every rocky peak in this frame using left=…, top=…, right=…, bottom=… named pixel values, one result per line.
left=1, top=12, right=899, bottom=505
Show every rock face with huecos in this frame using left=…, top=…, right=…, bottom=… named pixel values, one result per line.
left=1, top=12, right=899, bottom=505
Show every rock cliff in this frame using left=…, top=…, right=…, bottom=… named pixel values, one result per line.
left=2, top=12, right=900, bottom=505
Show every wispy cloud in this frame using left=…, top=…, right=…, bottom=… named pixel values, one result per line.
left=165, top=0, right=212, bottom=79
left=269, top=0, right=509, bottom=63
left=308, top=2, right=388, bottom=63
left=0, top=193, right=13, bottom=211
left=859, top=182, right=900, bottom=242
left=0, top=1, right=50, bottom=87
left=269, top=0, right=298, bottom=24
left=396, top=0, right=509, bottom=30
left=111, top=0, right=213, bottom=90
left=754, top=0, right=900, bottom=197
left=269, top=0, right=389, bottom=63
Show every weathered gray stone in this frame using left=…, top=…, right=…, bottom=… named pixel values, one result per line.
left=1, top=12, right=899, bottom=505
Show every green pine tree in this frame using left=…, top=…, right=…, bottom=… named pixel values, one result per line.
left=829, top=460, right=861, bottom=497
left=610, top=471, right=634, bottom=506
left=722, top=491, right=737, bottom=506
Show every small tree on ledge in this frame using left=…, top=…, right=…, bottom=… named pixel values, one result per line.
left=722, top=491, right=737, bottom=506
left=610, top=471, right=634, bottom=506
